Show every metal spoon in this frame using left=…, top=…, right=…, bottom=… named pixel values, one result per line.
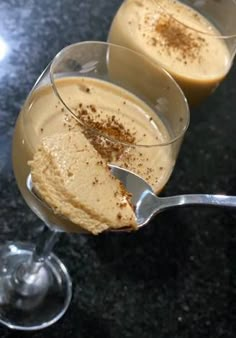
left=109, top=165, right=236, bottom=228
left=26, top=165, right=236, bottom=230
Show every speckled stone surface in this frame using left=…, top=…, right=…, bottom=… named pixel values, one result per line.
left=0, top=0, right=236, bottom=337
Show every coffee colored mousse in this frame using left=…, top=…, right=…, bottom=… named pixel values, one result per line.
left=13, top=77, right=174, bottom=234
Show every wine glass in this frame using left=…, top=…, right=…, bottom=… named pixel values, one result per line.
left=0, top=41, right=189, bottom=330
left=108, top=0, right=236, bottom=106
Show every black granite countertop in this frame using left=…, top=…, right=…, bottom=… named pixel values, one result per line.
left=0, top=0, right=236, bottom=337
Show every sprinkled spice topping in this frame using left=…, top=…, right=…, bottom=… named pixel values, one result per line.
left=92, top=177, right=99, bottom=185
left=76, top=103, right=136, bottom=144
left=59, top=83, right=168, bottom=191
left=154, top=14, right=206, bottom=61
left=65, top=102, right=138, bottom=162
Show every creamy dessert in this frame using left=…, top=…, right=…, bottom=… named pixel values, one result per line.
left=13, top=77, right=174, bottom=233
left=108, top=0, right=231, bottom=106
left=29, top=132, right=137, bottom=234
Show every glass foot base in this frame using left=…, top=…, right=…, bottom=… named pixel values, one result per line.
left=0, top=242, right=72, bottom=330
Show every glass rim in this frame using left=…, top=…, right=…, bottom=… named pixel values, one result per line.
left=154, top=0, right=236, bottom=39
left=49, top=40, right=190, bottom=148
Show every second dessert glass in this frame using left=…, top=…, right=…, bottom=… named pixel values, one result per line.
left=0, top=41, right=189, bottom=330
left=108, top=0, right=236, bottom=106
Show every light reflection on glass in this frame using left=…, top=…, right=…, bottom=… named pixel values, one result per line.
left=0, top=36, right=8, bottom=61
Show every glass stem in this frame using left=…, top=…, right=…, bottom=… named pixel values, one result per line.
left=32, top=226, right=60, bottom=264
left=16, top=227, right=61, bottom=283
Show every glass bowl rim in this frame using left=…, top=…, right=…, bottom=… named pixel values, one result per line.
left=153, top=0, right=236, bottom=39
left=49, top=40, right=190, bottom=148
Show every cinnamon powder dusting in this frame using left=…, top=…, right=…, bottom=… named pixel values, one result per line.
left=72, top=102, right=136, bottom=162
left=62, top=93, right=159, bottom=187
left=154, top=14, right=206, bottom=61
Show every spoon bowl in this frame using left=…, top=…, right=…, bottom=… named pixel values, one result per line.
left=26, top=164, right=236, bottom=230
left=110, top=165, right=236, bottom=228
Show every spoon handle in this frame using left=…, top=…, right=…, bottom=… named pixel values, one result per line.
left=160, top=194, right=236, bottom=210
